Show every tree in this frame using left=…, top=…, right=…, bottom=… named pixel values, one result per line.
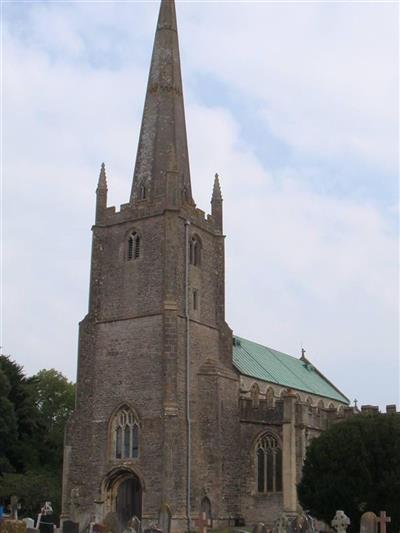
left=0, top=369, right=18, bottom=472
left=0, top=357, right=75, bottom=517
left=0, top=356, right=41, bottom=472
left=298, top=414, right=400, bottom=532
left=29, top=369, right=75, bottom=469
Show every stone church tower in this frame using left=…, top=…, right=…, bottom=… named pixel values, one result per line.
left=62, top=0, right=240, bottom=530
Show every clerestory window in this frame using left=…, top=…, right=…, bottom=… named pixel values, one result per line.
left=128, top=232, right=141, bottom=261
left=256, top=433, right=282, bottom=494
left=112, top=406, right=139, bottom=460
left=250, top=383, right=260, bottom=407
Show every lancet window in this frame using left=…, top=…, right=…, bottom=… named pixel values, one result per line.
left=112, top=406, right=139, bottom=459
left=128, top=232, right=141, bottom=260
left=189, top=236, right=201, bottom=266
left=256, top=432, right=282, bottom=494
left=250, top=383, right=260, bottom=407
left=266, top=387, right=274, bottom=408
left=138, top=182, right=147, bottom=200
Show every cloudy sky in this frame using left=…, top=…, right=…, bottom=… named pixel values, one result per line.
left=2, top=0, right=398, bottom=409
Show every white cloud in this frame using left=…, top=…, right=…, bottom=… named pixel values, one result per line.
left=2, top=1, right=398, bottom=408
left=181, top=1, right=398, bottom=174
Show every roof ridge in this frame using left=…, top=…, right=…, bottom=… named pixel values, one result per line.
left=233, top=335, right=349, bottom=404
left=264, top=345, right=320, bottom=396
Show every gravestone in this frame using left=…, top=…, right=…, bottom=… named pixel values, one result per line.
left=0, top=520, right=27, bottom=533
left=360, top=513, right=377, bottom=533
left=158, top=504, right=170, bottom=533
left=292, top=513, right=315, bottom=533
left=127, top=517, right=140, bottom=533
left=252, top=524, right=267, bottom=533
left=62, top=520, right=79, bottom=533
left=39, top=517, right=56, bottom=533
left=331, top=511, right=350, bottom=533
left=376, top=512, right=391, bottom=533
left=10, top=497, right=20, bottom=521
left=143, top=527, right=161, bottom=533
left=274, top=513, right=290, bottom=533
left=195, top=512, right=208, bottom=533
left=103, top=513, right=121, bottom=533
left=92, top=525, right=107, bottom=533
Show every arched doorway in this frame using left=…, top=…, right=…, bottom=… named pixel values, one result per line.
left=103, top=469, right=142, bottom=530
left=116, top=476, right=142, bottom=526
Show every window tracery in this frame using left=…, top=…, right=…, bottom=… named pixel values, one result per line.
left=256, top=432, right=282, bottom=494
left=112, top=406, right=139, bottom=459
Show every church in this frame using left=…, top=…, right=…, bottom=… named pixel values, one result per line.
left=61, top=1, right=350, bottom=531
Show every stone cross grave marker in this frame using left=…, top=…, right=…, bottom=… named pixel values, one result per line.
left=331, top=511, right=350, bottom=533
left=10, top=496, right=20, bottom=520
left=376, top=512, right=391, bottom=533
left=195, top=512, right=209, bottom=533
left=360, top=512, right=377, bottom=533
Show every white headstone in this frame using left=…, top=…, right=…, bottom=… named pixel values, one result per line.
left=23, top=518, right=35, bottom=529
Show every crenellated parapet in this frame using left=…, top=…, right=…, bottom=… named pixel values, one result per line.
left=240, top=397, right=284, bottom=424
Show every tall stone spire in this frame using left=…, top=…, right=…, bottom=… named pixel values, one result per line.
left=130, top=0, right=193, bottom=206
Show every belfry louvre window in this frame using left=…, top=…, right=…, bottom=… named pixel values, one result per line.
left=256, top=433, right=282, bottom=493
left=113, top=406, right=139, bottom=459
left=189, top=236, right=201, bottom=266
left=128, top=232, right=140, bottom=260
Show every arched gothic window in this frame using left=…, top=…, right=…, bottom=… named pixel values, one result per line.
left=256, top=433, right=282, bottom=494
left=128, top=232, right=140, bottom=261
left=266, top=387, right=274, bottom=408
left=112, top=406, right=139, bottom=459
left=250, top=383, right=260, bottom=407
left=189, top=236, right=201, bottom=266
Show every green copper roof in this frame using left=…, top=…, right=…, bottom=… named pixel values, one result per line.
left=232, top=336, right=349, bottom=404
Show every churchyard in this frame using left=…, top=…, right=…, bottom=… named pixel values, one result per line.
left=0, top=502, right=396, bottom=533
left=0, top=508, right=395, bottom=533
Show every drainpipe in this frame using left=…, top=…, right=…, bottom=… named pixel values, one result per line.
left=184, top=220, right=192, bottom=532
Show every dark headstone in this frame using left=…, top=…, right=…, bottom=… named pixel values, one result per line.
left=92, top=525, right=107, bottom=533
left=39, top=515, right=56, bottom=533
left=63, top=520, right=79, bottom=533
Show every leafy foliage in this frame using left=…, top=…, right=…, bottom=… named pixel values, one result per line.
left=298, top=414, right=400, bottom=532
left=0, top=470, right=61, bottom=518
left=0, top=356, right=75, bottom=517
